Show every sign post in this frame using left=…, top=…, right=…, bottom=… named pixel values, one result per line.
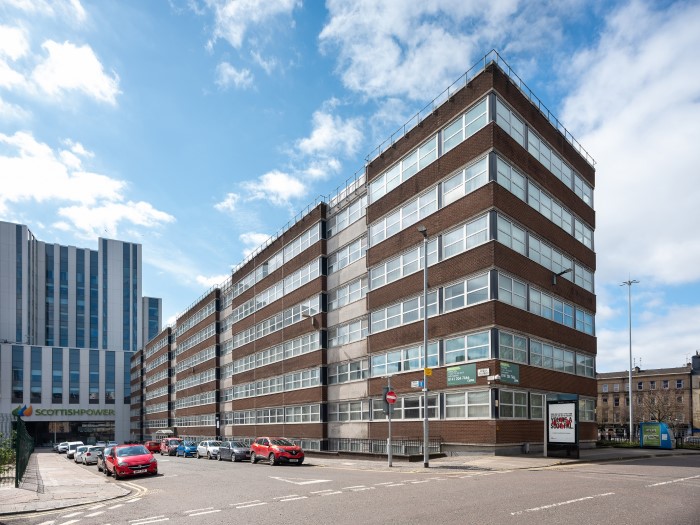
left=384, top=377, right=397, bottom=467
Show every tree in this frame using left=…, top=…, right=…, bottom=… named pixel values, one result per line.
left=636, top=388, right=684, bottom=426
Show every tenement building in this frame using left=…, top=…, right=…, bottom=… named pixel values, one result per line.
left=134, top=51, right=598, bottom=454
left=597, top=363, right=696, bottom=438
left=0, top=220, right=160, bottom=444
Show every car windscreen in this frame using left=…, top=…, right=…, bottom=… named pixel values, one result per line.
left=231, top=441, right=247, bottom=448
left=211, top=441, right=221, bottom=446
left=116, top=445, right=149, bottom=457
left=183, top=442, right=195, bottom=447
left=270, top=439, right=295, bottom=446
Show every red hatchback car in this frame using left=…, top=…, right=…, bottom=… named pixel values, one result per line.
left=104, top=444, right=158, bottom=479
left=144, top=441, right=160, bottom=453
left=250, top=437, right=304, bottom=466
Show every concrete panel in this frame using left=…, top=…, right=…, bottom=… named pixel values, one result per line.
left=327, top=299, right=368, bottom=327
left=327, top=339, right=367, bottom=364
left=328, top=422, right=370, bottom=439
left=328, top=382, right=368, bottom=402
left=327, top=257, right=367, bottom=290
left=327, top=218, right=367, bottom=254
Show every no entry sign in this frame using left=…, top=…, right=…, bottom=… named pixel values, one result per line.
left=385, top=391, right=397, bottom=404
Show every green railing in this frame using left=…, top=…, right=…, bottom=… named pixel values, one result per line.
left=14, top=415, right=34, bottom=487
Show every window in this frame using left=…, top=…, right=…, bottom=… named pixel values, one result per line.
left=444, top=331, right=490, bottom=364
left=662, top=380, right=669, bottom=389
left=327, top=195, right=367, bottom=237
left=530, top=393, right=544, bottom=419
left=370, top=291, right=438, bottom=334
left=500, top=390, right=527, bottom=418
left=495, top=98, right=525, bottom=147
left=370, top=135, right=438, bottom=202
left=498, top=274, right=527, bottom=310
left=443, top=274, right=489, bottom=312
left=637, top=381, right=643, bottom=390
left=30, top=347, right=41, bottom=403
left=442, top=157, right=489, bottom=206
left=602, top=396, right=608, bottom=404
left=283, top=223, right=321, bottom=261
left=650, top=381, right=656, bottom=390
left=370, top=342, right=439, bottom=377
left=499, top=331, right=527, bottom=364
left=614, top=397, right=620, bottom=407
left=12, top=346, right=24, bottom=403
left=328, top=401, right=370, bottom=422
left=443, top=97, right=488, bottom=154
left=370, top=187, right=438, bottom=246
left=676, top=380, right=684, bottom=389
left=444, top=390, right=490, bottom=419
left=370, top=240, right=437, bottom=289
left=442, top=216, right=489, bottom=259
left=613, top=384, right=620, bottom=392
left=496, top=215, right=526, bottom=256
left=602, top=384, right=608, bottom=393
left=576, top=354, right=594, bottom=378
left=373, top=395, right=438, bottom=420
left=328, top=359, right=369, bottom=384
left=328, top=318, right=368, bottom=347
left=328, top=236, right=367, bottom=273
left=52, top=348, right=63, bottom=403
left=328, top=277, right=367, bottom=311
left=69, top=348, right=80, bottom=404
left=579, top=399, right=596, bottom=422
left=496, top=156, right=526, bottom=201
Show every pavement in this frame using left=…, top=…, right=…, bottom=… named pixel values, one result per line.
left=1, top=446, right=699, bottom=517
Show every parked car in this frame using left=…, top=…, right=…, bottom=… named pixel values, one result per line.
left=82, top=445, right=103, bottom=465
left=73, top=445, right=89, bottom=463
left=218, top=441, right=251, bottom=462
left=107, top=440, right=118, bottom=447
left=57, top=442, right=69, bottom=453
left=65, top=441, right=85, bottom=459
left=250, top=437, right=304, bottom=466
left=96, top=447, right=111, bottom=472
left=95, top=441, right=107, bottom=448
left=104, top=444, right=158, bottom=479
left=196, top=440, right=221, bottom=460
left=176, top=441, right=197, bottom=458
left=160, top=438, right=182, bottom=456
left=144, top=441, right=160, bottom=453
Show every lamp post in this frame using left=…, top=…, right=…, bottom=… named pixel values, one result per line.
left=417, top=225, right=429, bottom=468
left=621, top=279, right=639, bottom=440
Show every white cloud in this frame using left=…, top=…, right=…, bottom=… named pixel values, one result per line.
left=561, top=0, right=700, bottom=287
left=239, top=231, right=272, bottom=256
left=195, top=274, right=229, bottom=288
left=297, top=108, right=363, bottom=158
left=203, top=0, right=301, bottom=49
left=0, top=96, right=29, bottom=120
left=56, top=201, right=175, bottom=239
left=31, top=40, right=120, bottom=105
left=0, top=24, right=29, bottom=60
left=214, top=192, right=240, bottom=213
left=0, top=57, right=27, bottom=89
left=250, top=50, right=278, bottom=75
left=215, top=61, right=253, bottom=90
left=1, top=0, right=87, bottom=24
left=241, top=170, right=306, bottom=205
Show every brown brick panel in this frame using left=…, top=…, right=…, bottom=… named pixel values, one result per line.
left=366, top=182, right=496, bottom=268
left=145, top=360, right=171, bottom=377
left=177, top=311, right=219, bottom=341
left=367, top=68, right=495, bottom=183
left=369, top=419, right=497, bottom=443
left=180, top=356, right=217, bottom=377
left=230, top=205, right=326, bottom=285
left=368, top=302, right=496, bottom=355
left=493, top=185, right=596, bottom=269
left=367, top=125, right=494, bottom=224
left=177, top=382, right=217, bottom=400
left=144, top=347, right=169, bottom=367
left=493, top=127, right=595, bottom=226
left=492, top=301, right=597, bottom=355
left=144, top=410, right=169, bottom=419
left=175, top=404, right=218, bottom=418
left=176, top=335, right=218, bottom=363
left=492, top=243, right=596, bottom=312
left=498, top=364, right=597, bottom=396
left=176, top=426, right=216, bottom=436
left=177, top=290, right=219, bottom=326
left=491, top=65, right=595, bottom=184
left=244, top=424, right=325, bottom=440
left=145, top=377, right=170, bottom=391
left=231, top=350, right=325, bottom=386
left=367, top=242, right=496, bottom=311
left=232, top=386, right=324, bottom=410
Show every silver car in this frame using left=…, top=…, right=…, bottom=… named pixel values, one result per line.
left=196, top=440, right=221, bottom=460
left=74, top=445, right=89, bottom=463
left=82, top=445, right=103, bottom=465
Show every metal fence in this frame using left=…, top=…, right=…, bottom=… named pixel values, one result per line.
left=328, top=437, right=442, bottom=456
left=14, top=415, right=34, bottom=487
left=0, top=414, right=15, bottom=487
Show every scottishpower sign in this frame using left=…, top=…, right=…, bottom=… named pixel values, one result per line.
left=12, top=405, right=116, bottom=417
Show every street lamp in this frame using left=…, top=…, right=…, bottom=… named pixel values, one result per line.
left=621, top=279, right=639, bottom=440
left=417, top=225, right=429, bottom=468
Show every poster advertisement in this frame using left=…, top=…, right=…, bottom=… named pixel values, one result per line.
left=548, top=401, right=577, bottom=444
left=447, top=363, right=477, bottom=386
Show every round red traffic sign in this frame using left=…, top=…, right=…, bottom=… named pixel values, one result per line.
left=385, top=391, right=397, bottom=404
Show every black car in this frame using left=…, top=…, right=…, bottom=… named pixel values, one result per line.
left=96, top=447, right=111, bottom=472
left=218, top=440, right=251, bottom=462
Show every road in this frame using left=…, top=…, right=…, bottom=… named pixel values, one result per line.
left=5, top=453, right=700, bottom=525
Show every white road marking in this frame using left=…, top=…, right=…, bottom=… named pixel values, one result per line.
left=127, top=498, right=141, bottom=503
left=36, top=521, right=55, bottom=525
left=85, top=511, right=105, bottom=517
left=187, top=510, right=221, bottom=517
left=386, top=483, right=405, bottom=487
left=229, top=500, right=261, bottom=506
left=374, top=482, right=394, bottom=486
left=129, top=520, right=169, bottom=525
left=310, top=489, right=335, bottom=494
left=273, top=494, right=299, bottom=499
left=62, top=512, right=82, bottom=518
left=269, top=476, right=331, bottom=485
left=410, top=480, right=430, bottom=484
left=321, top=491, right=343, bottom=496
left=511, top=492, right=615, bottom=515
left=107, top=504, right=123, bottom=509
left=349, top=487, right=375, bottom=492
left=341, top=462, right=356, bottom=465
left=183, top=507, right=213, bottom=513
left=129, top=517, right=166, bottom=523
left=88, top=504, right=105, bottom=510
left=647, top=474, right=700, bottom=487
left=236, top=502, right=268, bottom=509
left=280, top=496, right=308, bottom=501
left=58, top=520, right=81, bottom=525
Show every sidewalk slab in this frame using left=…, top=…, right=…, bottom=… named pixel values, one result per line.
left=0, top=450, right=130, bottom=516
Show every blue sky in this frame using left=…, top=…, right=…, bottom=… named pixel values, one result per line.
left=1, top=0, right=699, bottom=372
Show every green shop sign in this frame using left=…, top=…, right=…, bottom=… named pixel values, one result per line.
left=500, top=362, right=520, bottom=384
left=447, top=363, right=477, bottom=386
left=34, top=408, right=116, bottom=417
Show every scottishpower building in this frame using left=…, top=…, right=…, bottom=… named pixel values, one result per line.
left=0, top=220, right=161, bottom=444
left=135, top=52, right=598, bottom=455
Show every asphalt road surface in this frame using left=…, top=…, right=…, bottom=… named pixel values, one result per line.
left=5, top=453, right=700, bottom=525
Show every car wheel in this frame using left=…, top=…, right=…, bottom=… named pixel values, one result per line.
left=218, top=453, right=221, bottom=461
left=114, top=468, right=120, bottom=480
left=104, top=466, right=110, bottom=477
left=207, top=452, right=211, bottom=460
left=251, top=453, right=257, bottom=464
left=296, top=460, right=304, bottom=466
left=268, top=453, right=276, bottom=466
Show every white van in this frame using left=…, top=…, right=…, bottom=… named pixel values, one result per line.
left=65, top=441, right=84, bottom=459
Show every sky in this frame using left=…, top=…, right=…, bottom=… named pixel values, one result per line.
left=1, top=0, right=699, bottom=373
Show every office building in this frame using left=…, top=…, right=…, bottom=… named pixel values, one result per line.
left=135, top=51, right=597, bottom=454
